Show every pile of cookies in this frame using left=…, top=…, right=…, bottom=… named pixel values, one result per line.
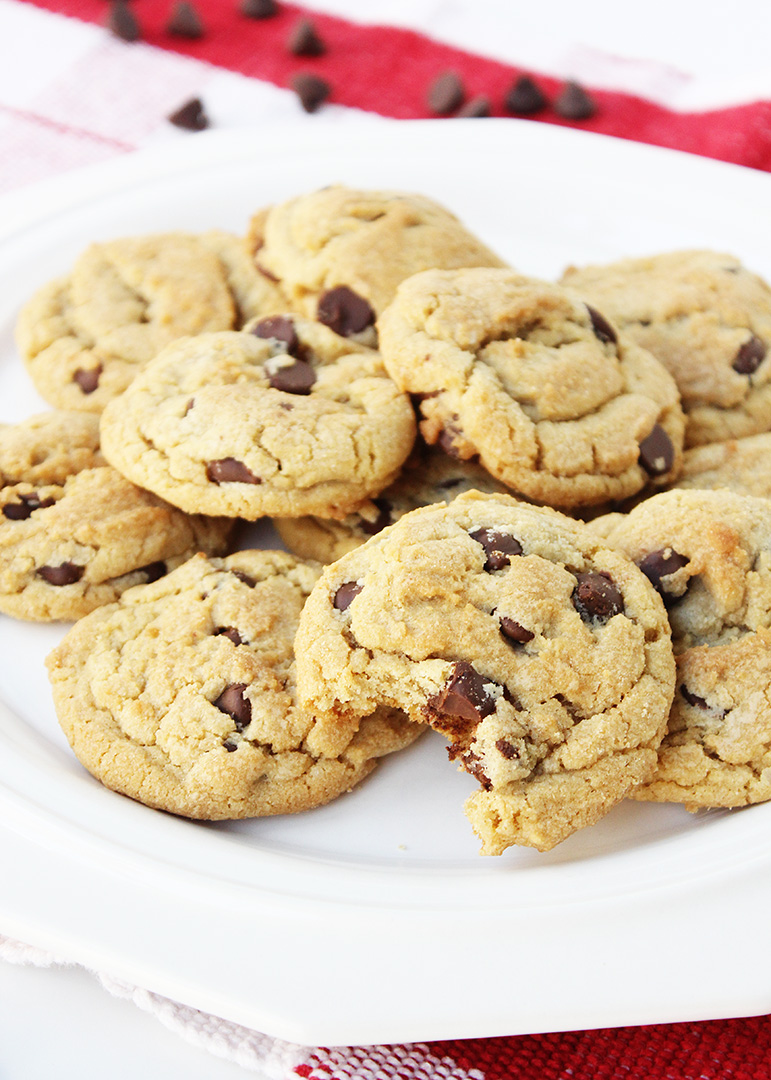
left=6, top=184, right=771, bottom=854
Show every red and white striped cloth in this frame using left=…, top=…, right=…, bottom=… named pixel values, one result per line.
left=2, top=1, right=771, bottom=1076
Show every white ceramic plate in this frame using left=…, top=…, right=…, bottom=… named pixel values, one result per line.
left=1, top=120, right=770, bottom=1046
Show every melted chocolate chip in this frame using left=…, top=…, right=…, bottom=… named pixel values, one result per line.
left=496, top=738, right=519, bottom=760
left=139, top=561, right=166, bottom=582
left=73, top=366, right=102, bottom=394
left=427, top=71, right=465, bottom=115
left=215, top=626, right=245, bottom=645
left=290, top=72, right=332, bottom=112
left=213, top=683, right=252, bottom=731
left=572, top=572, right=624, bottom=622
left=231, top=570, right=256, bottom=587
left=168, top=97, right=209, bottom=131
left=252, top=315, right=300, bottom=356
left=555, top=80, right=596, bottom=120
left=436, top=423, right=465, bottom=459
left=240, top=0, right=278, bottom=16
left=106, top=0, right=141, bottom=42
left=267, top=358, right=317, bottom=395
left=499, top=616, right=534, bottom=644
left=206, top=458, right=262, bottom=485
left=457, top=95, right=491, bottom=118
left=637, top=548, right=689, bottom=598
left=287, top=17, right=325, bottom=56
left=333, top=581, right=362, bottom=611
left=505, top=75, right=548, bottom=114
left=427, top=661, right=497, bottom=725
left=2, top=493, right=55, bottom=520
left=680, top=685, right=709, bottom=710
left=469, top=528, right=523, bottom=571
left=166, top=1, right=204, bottom=38
left=37, top=562, right=83, bottom=586
left=586, top=305, right=618, bottom=346
left=223, top=739, right=239, bottom=752
left=358, top=498, right=392, bottom=536
left=255, top=261, right=281, bottom=283
left=733, top=335, right=767, bottom=375
left=638, top=425, right=674, bottom=476
left=317, top=286, right=375, bottom=337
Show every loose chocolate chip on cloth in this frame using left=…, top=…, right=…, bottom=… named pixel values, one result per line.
left=245, top=185, right=506, bottom=333
left=46, top=550, right=421, bottom=819
left=15, top=231, right=285, bottom=412
left=377, top=267, right=685, bottom=509
left=98, top=318, right=416, bottom=519
left=293, top=491, right=675, bottom=854
left=590, top=488, right=771, bottom=809
left=561, top=250, right=771, bottom=447
left=0, top=411, right=231, bottom=621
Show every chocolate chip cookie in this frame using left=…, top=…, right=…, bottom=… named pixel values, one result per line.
left=0, top=411, right=232, bottom=621
left=294, top=491, right=675, bottom=853
left=99, top=318, right=416, bottom=520
left=246, top=186, right=506, bottom=338
left=561, top=250, right=771, bottom=448
left=47, top=550, right=421, bottom=818
left=672, top=432, right=771, bottom=499
left=595, top=488, right=771, bottom=808
left=274, top=441, right=510, bottom=563
left=377, top=268, right=685, bottom=509
left=16, top=231, right=285, bottom=413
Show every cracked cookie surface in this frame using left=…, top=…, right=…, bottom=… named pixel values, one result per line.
left=672, top=432, right=771, bottom=499
left=99, top=319, right=416, bottom=519
left=294, top=491, right=675, bottom=853
left=594, top=489, right=771, bottom=807
left=274, top=441, right=510, bottom=563
left=246, top=186, right=506, bottom=336
left=0, top=411, right=232, bottom=621
left=561, top=250, right=771, bottom=448
left=377, top=268, right=685, bottom=509
left=16, top=231, right=285, bottom=413
left=47, top=550, right=421, bottom=819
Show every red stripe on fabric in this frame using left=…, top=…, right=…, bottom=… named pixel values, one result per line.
left=19, top=0, right=771, bottom=172
left=0, top=102, right=135, bottom=151
left=431, top=1015, right=771, bottom=1080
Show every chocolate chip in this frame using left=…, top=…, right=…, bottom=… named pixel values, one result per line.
left=2, top=493, right=55, bottom=520
left=495, top=738, right=519, bottom=760
left=252, top=315, right=300, bottom=356
left=267, top=358, right=317, bottom=395
left=586, top=305, right=618, bottom=346
left=255, top=261, right=281, bottom=283
left=427, top=71, right=464, bottom=115
left=37, top=562, right=83, bottom=586
left=333, top=581, right=362, bottom=611
left=168, top=97, right=209, bottom=131
left=223, top=738, right=239, bottom=752
left=572, top=572, right=624, bottom=622
left=231, top=570, right=256, bottom=586
left=680, top=685, right=709, bottom=710
left=213, top=683, right=252, bottom=731
left=469, top=528, right=523, bottom=571
left=436, top=423, right=465, bottom=460
left=317, top=286, right=375, bottom=337
left=358, top=498, right=392, bottom=536
left=290, top=72, right=331, bottom=113
left=287, top=17, right=325, bottom=56
left=504, top=75, right=548, bottom=114
left=214, top=626, right=245, bottom=645
left=240, top=0, right=278, bottom=16
left=206, top=458, right=262, bottom=484
left=427, top=661, right=497, bottom=724
left=106, top=0, right=141, bottom=42
left=73, top=366, right=102, bottom=394
left=457, top=95, right=491, bottom=118
left=499, top=616, right=534, bottom=644
left=166, top=1, right=204, bottom=38
left=555, top=80, right=597, bottom=120
left=637, top=548, right=689, bottom=597
left=733, top=335, right=767, bottom=375
left=139, top=561, right=166, bottom=582
left=638, top=425, right=674, bottom=476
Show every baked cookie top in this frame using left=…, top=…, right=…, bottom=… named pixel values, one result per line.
left=246, top=186, right=506, bottom=336
left=46, top=550, right=421, bottom=819
left=274, top=441, right=510, bottom=564
left=595, top=488, right=771, bottom=807
left=561, top=250, right=771, bottom=448
left=673, top=432, right=771, bottom=499
left=16, top=231, right=285, bottom=413
left=99, top=318, right=417, bottom=520
left=294, top=491, right=675, bottom=853
left=377, top=268, right=685, bottom=509
left=0, top=411, right=231, bottom=621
